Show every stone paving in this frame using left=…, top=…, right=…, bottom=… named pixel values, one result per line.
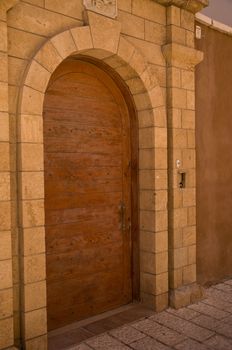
left=70, top=280, right=232, bottom=350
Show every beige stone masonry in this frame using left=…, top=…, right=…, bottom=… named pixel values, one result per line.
left=163, top=3, right=205, bottom=309
left=13, top=9, right=168, bottom=346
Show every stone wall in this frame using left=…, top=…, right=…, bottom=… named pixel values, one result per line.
left=0, top=0, right=207, bottom=348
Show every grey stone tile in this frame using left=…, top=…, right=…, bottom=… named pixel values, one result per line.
left=202, top=297, right=232, bottom=313
left=204, top=334, right=232, bottom=350
left=109, top=325, right=146, bottom=344
left=174, top=339, right=211, bottom=350
left=188, top=302, right=230, bottom=320
left=206, top=288, right=232, bottom=304
left=150, top=312, right=213, bottom=342
left=191, top=314, right=220, bottom=330
left=69, top=344, right=93, bottom=350
left=224, top=280, right=232, bottom=286
left=216, top=323, right=232, bottom=338
left=212, top=283, right=232, bottom=294
left=85, top=334, right=128, bottom=349
left=166, top=307, right=200, bottom=320
left=130, top=336, right=172, bottom=350
left=132, top=318, right=186, bottom=346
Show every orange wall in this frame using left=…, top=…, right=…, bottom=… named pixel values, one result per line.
left=196, top=24, right=232, bottom=285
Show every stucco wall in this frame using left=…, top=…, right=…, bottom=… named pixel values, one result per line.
left=196, top=23, right=232, bottom=285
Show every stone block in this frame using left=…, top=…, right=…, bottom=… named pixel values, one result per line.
left=170, top=247, right=188, bottom=269
left=186, top=30, right=195, bottom=48
left=87, top=11, right=121, bottom=54
left=183, top=264, right=196, bottom=284
left=45, top=0, right=83, bottom=19
left=181, top=9, right=195, bottom=32
left=182, top=110, right=195, bottom=129
left=140, top=190, right=156, bottom=211
left=169, top=268, right=183, bottom=289
left=118, top=0, right=132, bottom=12
left=51, top=30, right=77, bottom=59
left=20, top=114, right=43, bottom=143
left=21, top=199, right=45, bottom=228
left=188, top=206, right=196, bottom=226
left=129, top=50, right=148, bottom=77
left=0, top=52, right=7, bottom=83
left=140, top=66, right=159, bottom=92
left=0, top=259, right=12, bottom=289
left=167, top=67, right=181, bottom=88
left=23, top=281, right=46, bottom=312
left=139, top=169, right=167, bottom=190
left=169, top=227, right=182, bottom=249
left=169, top=286, right=191, bottom=309
left=172, top=128, right=187, bottom=148
left=21, top=86, right=44, bottom=116
left=155, top=210, right=168, bottom=232
left=187, top=130, right=195, bottom=149
left=0, top=288, right=13, bottom=319
left=8, top=27, right=45, bottom=60
left=20, top=172, right=44, bottom=200
left=0, top=317, right=14, bottom=349
left=139, top=128, right=154, bottom=149
left=0, top=112, right=9, bottom=142
left=0, top=82, right=8, bottom=112
left=186, top=90, right=195, bottom=110
left=132, top=0, right=166, bottom=25
left=25, top=334, right=47, bottom=350
left=181, top=70, right=195, bottom=90
left=20, top=143, right=44, bottom=171
left=156, top=251, right=168, bottom=274
left=155, top=128, right=167, bottom=148
left=188, top=245, right=196, bottom=264
left=126, top=77, right=146, bottom=95
left=0, top=231, right=12, bottom=260
left=183, top=226, right=196, bottom=246
left=23, top=254, right=46, bottom=284
left=126, top=36, right=166, bottom=67
left=183, top=149, right=195, bottom=169
left=168, top=88, right=187, bottom=109
left=167, top=25, right=186, bottom=45
left=183, top=188, right=196, bottom=207
left=0, top=172, right=10, bottom=201
left=140, top=252, right=156, bottom=274
left=25, top=60, right=50, bottom=93
left=118, top=10, right=144, bottom=39
left=167, top=5, right=180, bottom=26
left=35, top=41, right=62, bottom=73
left=0, top=202, right=11, bottom=231
left=23, top=226, right=45, bottom=256
left=24, top=308, right=47, bottom=340
left=8, top=56, right=27, bottom=86
left=168, top=108, right=182, bottom=128
left=117, top=36, right=135, bottom=64
left=8, top=2, right=81, bottom=37
left=0, top=21, right=7, bottom=52
left=155, top=148, right=168, bottom=169
left=172, top=207, right=188, bottom=228
left=145, top=20, right=166, bottom=45
left=71, top=26, right=93, bottom=52
left=140, top=210, right=156, bottom=232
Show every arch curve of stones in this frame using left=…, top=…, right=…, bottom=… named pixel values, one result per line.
left=17, top=13, right=168, bottom=348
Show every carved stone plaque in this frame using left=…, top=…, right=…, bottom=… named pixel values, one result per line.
left=83, top=0, right=117, bottom=18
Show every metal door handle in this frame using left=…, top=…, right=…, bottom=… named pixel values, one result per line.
left=119, top=201, right=126, bottom=231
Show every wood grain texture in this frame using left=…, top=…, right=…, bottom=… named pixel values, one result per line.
left=44, top=58, right=137, bottom=331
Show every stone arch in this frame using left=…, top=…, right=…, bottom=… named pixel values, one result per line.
left=17, top=14, right=168, bottom=348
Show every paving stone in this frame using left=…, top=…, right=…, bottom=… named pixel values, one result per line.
left=174, top=338, right=211, bottom=350
left=204, top=334, right=232, bottom=350
left=202, top=297, right=232, bottom=313
left=212, top=283, right=232, bottom=294
left=109, top=325, right=146, bottom=344
left=130, top=336, right=172, bottom=350
left=70, top=344, right=93, bottom=350
left=85, top=334, right=128, bottom=349
left=191, top=314, right=220, bottom=330
left=188, top=302, right=230, bottom=320
left=216, top=323, right=232, bottom=338
left=222, top=315, right=232, bottom=325
left=132, top=318, right=186, bottom=346
left=206, top=288, right=232, bottom=304
left=166, top=307, right=200, bottom=320
left=150, top=312, right=213, bottom=342
left=224, top=280, right=232, bottom=286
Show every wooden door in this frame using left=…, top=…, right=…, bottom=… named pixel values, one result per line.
left=44, top=59, right=133, bottom=331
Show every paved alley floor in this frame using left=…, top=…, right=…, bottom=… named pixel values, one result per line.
left=52, top=280, right=232, bottom=350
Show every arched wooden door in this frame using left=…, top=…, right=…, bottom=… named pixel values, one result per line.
left=43, top=59, right=134, bottom=331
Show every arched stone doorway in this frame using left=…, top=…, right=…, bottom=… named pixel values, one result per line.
left=17, top=12, right=168, bottom=347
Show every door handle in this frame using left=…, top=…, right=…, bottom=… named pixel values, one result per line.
left=119, top=201, right=126, bottom=231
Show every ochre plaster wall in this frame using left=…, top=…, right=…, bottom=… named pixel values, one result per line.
left=196, top=24, right=232, bottom=285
